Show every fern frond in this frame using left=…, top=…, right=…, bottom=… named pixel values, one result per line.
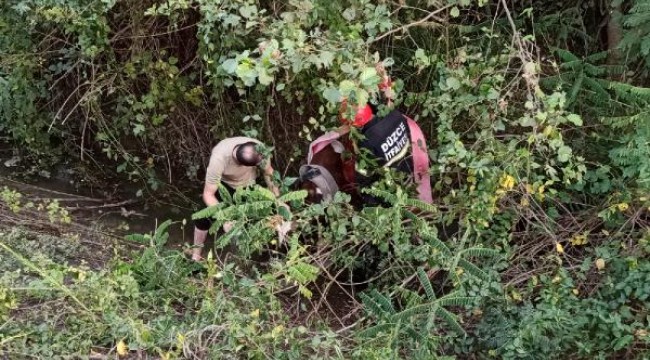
left=358, top=323, right=394, bottom=338
left=124, top=233, right=148, bottom=243
left=584, top=50, right=609, bottom=63
left=391, top=302, right=436, bottom=322
left=287, top=262, right=319, bottom=284
left=215, top=221, right=243, bottom=247
left=403, top=326, right=424, bottom=342
left=361, top=187, right=398, bottom=204
left=360, top=290, right=394, bottom=318
left=460, top=247, right=500, bottom=258
left=360, top=292, right=385, bottom=318
left=153, top=219, right=172, bottom=246
left=599, top=64, right=627, bottom=77
left=417, top=267, right=436, bottom=301
left=558, top=61, right=583, bottom=72
left=435, top=307, right=465, bottom=334
left=583, top=77, right=611, bottom=102
left=371, top=289, right=396, bottom=314
left=567, top=71, right=584, bottom=105
left=436, top=295, right=475, bottom=307
left=458, top=258, right=489, bottom=280
left=279, top=190, right=307, bottom=203
left=217, top=184, right=233, bottom=203
left=555, top=48, right=579, bottom=62
left=584, top=62, right=606, bottom=77
left=191, top=205, right=221, bottom=220
left=602, top=111, right=650, bottom=128
left=403, top=198, right=438, bottom=214
left=256, top=186, right=277, bottom=200
left=419, top=230, right=452, bottom=257
left=401, top=209, right=421, bottom=223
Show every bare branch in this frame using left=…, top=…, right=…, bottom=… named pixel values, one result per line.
left=370, top=5, right=453, bottom=44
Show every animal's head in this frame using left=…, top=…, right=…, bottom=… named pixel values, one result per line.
left=298, top=165, right=336, bottom=204
left=299, top=179, right=324, bottom=204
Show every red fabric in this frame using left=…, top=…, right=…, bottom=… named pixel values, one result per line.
left=308, top=131, right=343, bottom=164
left=405, top=116, right=433, bottom=204
left=339, top=101, right=373, bottom=128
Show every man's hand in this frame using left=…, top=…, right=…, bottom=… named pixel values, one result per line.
left=223, top=221, right=235, bottom=233
left=202, top=182, right=220, bottom=207
left=262, top=157, right=281, bottom=197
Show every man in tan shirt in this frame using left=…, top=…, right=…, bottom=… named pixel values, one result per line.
left=192, top=137, right=279, bottom=261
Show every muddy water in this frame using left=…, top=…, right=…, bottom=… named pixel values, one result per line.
left=0, top=153, right=199, bottom=249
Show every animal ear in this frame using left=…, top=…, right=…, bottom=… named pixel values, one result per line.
left=315, top=187, right=323, bottom=195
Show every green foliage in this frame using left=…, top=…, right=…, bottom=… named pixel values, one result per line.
left=473, top=247, right=650, bottom=359
left=0, top=223, right=347, bottom=359
left=621, top=0, right=650, bottom=70
left=357, top=268, right=472, bottom=358
left=541, top=48, right=650, bottom=190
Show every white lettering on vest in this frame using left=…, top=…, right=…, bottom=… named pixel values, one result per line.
left=379, top=122, right=408, bottom=162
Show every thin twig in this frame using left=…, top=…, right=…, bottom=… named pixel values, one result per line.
left=370, top=5, right=452, bottom=43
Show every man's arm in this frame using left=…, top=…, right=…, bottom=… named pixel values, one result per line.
left=202, top=182, right=220, bottom=207
left=262, top=156, right=280, bottom=197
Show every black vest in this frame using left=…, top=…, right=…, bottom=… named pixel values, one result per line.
left=357, top=110, right=414, bottom=187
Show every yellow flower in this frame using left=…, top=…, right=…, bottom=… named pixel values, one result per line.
left=616, top=203, right=629, bottom=212
left=570, top=233, right=588, bottom=246
left=250, top=309, right=260, bottom=318
left=595, top=258, right=605, bottom=271
left=271, top=325, right=284, bottom=338
left=116, top=340, right=128, bottom=357
left=499, top=174, right=516, bottom=191
left=556, top=242, right=564, bottom=254
left=572, top=288, right=579, bottom=296
left=525, top=184, right=534, bottom=194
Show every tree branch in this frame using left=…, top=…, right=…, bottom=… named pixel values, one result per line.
left=370, top=5, right=453, bottom=43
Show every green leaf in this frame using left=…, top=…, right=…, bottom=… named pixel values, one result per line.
left=414, top=48, right=430, bottom=66
left=342, top=8, right=356, bottom=21
left=257, top=67, right=274, bottom=86
left=239, top=5, right=257, bottom=19
left=221, top=59, right=238, bottom=74
left=360, top=67, right=380, bottom=88
left=278, top=205, right=292, bottom=220
left=132, top=123, right=145, bottom=136
left=446, top=77, right=461, bottom=90
left=566, top=113, right=583, bottom=126
left=236, top=62, right=257, bottom=86
left=339, top=80, right=357, bottom=97
left=279, top=190, right=307, bottom=202
left=557, top=145, right=572, bottom=162
left=323, top=88, right=341, bottom=103
left=319, top=52, right=334, bottom=69
left=417, top=267, right=436, bottom=301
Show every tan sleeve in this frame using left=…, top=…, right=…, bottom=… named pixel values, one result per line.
left=205, top=151, right=226, bottom=185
